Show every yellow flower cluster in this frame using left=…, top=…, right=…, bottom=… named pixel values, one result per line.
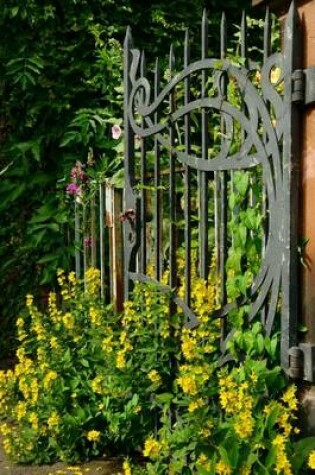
left=85, top=268, right=101, bottom=296
left=115, top=328, right=133, bottom=370
left=219, top=374, right=254, bottom=439
left=272, top=434, right=292, bottom=475
left=91, top=375, right=103, bottom=394
left=86, top=430, right=101, bottom=442
left=143, top=436, right=162, bottom=459
left=215, top=460, right=232, bottom=475
left=148, top=370, right=161, bottom=384
left=89, top=306, right=102, bottom=325
left=48, top=411, right=61, bottom=431
left=123, top=460, right=132, bottom=475
left=309, top=450, right=315, bottom=469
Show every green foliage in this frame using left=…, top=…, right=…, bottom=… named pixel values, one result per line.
left=0, top=0, right=251, bottom=358
left=0, top=269, right=314, bottom=473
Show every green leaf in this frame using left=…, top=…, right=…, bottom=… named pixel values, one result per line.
left=291, top=437, right=315, bottom=471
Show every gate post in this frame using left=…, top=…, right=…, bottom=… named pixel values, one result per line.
left=297, top=0, right=315, bottom=435
left=253, top=0, right=315, bottom=434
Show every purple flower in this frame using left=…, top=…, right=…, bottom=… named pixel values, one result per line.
left=66, top=183, right=81, bottom=196
left=70, top=161, right=87, bottom=183
left=112, top=124, right=122, bottom=140
left=84, top=237, right=93, bottom=248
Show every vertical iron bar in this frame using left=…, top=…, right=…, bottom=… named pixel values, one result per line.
left=263, top=7, right=271, bottom=60
left=168, top=44, right=177, bottom=431
left=140, top=52, right=147, bottom=275
left=220, top=12, right=228, bottom=340
left=169, top=44, right=177, bottom=290
left=241, top=10, right=247, bottom=61
left=99, top=183, right=105, bottom=299
left=184, top=29, right=192, bottom=307
left=153, top=58, right=161, bottom=439
left=90, top=195, right=97, bottom=267
left=83, top=204, right=87, bottom=289
left=261, top=7, right=271, bottom=325
left=154, top=58, right=162, bottom=281
left=74, top=201, right=81, bottom=279
left=200, top=9, right=209, bottom=280
left=281, top=1, right=301, bottom=369
left=123, top=27, right=136, bottom=300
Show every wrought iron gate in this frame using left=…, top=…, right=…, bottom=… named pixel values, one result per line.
left=123, top=2, right=301, bottom=372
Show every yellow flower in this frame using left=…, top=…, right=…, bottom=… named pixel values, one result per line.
left=48, top=411, right=60, bottom=430
left=26, top=293, right=34, bottom=307
left=282, top=386, right=298, bottom=411
left=196, top=453, right=211, bottom=471
left=177, top=375, right=197, bottom=395
left=86, top=430, right=101, bottom=442
left=272, top=435, right=292, bottom=475
left=181, top=332, right=197, bottom=361
left=16, top=401, right=27, bottom=421
left=16, top=317, right=24, bottom=328
left=233, top=411, right=254, bottom=439
left=308, top=450, right=315, bottom=469
left=43, top=370, right=58, bottom=389
left=50, top=336, right=59, bottom=349
left=116, top=350, right=126, bottom=369
left=143, top=436, right=162, bottom=459
left=91, top=376, right=103, bottom=394
left=29, top=412, right=39, bottom=430
left=68, top=271, right=77, bottom=285
left=85, top=267, right=101, bottom=296
left=148, top=370, right=161, bottom=384
left=278, top=411, right=292, bottom=437
left=215, top=460, right=232, bottom=475
left=123, top=460, right=132, bottom=475
left=89, top=306, right=101, bottom=325
left=62, top=312, right=75, bottom=330
left=102, top=335, right=113, bottom=354
left=0, top=423, right=10, bottom=435
left=188, top=398, right=205, bottom=413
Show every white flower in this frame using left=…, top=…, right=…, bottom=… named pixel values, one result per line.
left=112, top=124, right=122, bottom=139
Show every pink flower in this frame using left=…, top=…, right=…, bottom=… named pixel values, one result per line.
left=66, top=183, right=81, bottom=196
left=70, top=161, right=87, bottom=182
left=112, top=124, right=122, bottom=140
left=84, top=237, right=93, bottom=248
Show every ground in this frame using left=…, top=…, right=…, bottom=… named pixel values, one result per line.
left=0, top=437, right=122, bottom=475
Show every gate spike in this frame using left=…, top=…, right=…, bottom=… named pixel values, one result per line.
left=184, top=28, right=190, bottom=67
left=220, top=12, right=227, bottom=59
left=169, top=44, right=175, bottom=72
left=140, top=51, right=146, bottom=76
left=285, top=0, right=299, bottom=36
left=202, top=8, right=208, bottom=59
left=241, top=10, right=247, bottom=61
left=124, top=26, right=133, bottom=50
left=263, top=7, right=271, bottom=59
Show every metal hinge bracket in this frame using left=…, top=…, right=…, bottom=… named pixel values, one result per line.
left=292, top=68, right=315, bottom=106
left=289, top=343, right=315, bottom=382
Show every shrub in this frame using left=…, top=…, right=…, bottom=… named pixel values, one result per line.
left=1, top=265, right=315, bottom=473
left=0, top=268, right=144, bottom=463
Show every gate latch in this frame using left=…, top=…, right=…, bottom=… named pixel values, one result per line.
left=292, top=68, right=315, bottom=106
left=289, top=343, right=315, bottom=382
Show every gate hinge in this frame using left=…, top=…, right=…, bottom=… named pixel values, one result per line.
left=292, top=68, right=315, bottom=106
left=289, top=343, right=315, bottom=382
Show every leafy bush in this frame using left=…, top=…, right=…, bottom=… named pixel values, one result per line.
left=1, top=265, right=315, bottom=473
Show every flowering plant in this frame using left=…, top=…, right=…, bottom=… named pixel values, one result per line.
left=1, top=264, right=315, bottom=472
left=0, top=268, right=144, bottom=463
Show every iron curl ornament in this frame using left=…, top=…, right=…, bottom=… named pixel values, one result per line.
left=123, top=2, right=301, bottom=370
